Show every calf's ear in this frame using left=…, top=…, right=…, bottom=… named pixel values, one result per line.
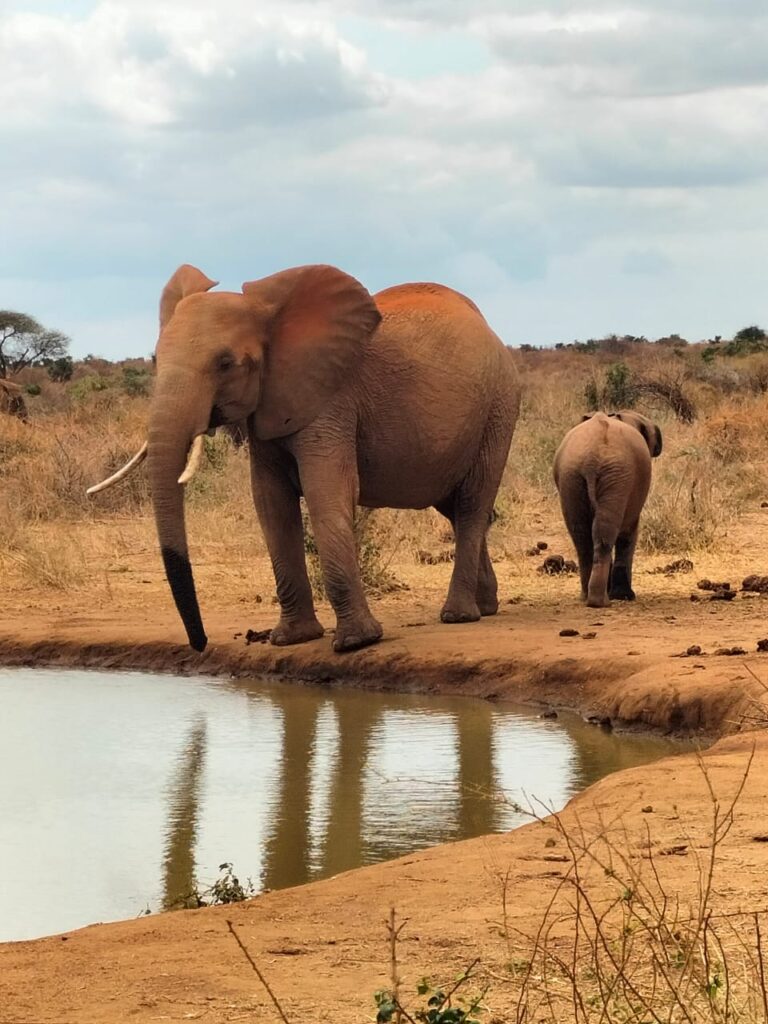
left=635, top=418, right=663, bottom=458
left=650, top=425, right=663, bottom=458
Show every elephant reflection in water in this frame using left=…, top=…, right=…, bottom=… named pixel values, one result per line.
left=161, top=692, right=502, bottom=902
left=453, top=701, right=498, bottom=841
left=161, top=719, right=207, bottom=910
left=262, top=691, right=502, bottom=889
left=261, top=689, right=382, bottom=890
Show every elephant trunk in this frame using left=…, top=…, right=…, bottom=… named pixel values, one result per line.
left=148, top=371, right=213, bottom=652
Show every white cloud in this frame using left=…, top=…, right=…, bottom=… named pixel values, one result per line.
left=0, top=0, right=766, bottom=355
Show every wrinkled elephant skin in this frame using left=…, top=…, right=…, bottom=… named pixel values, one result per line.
left=553, top=410, right=662, bottom=608
left=146, top=264, right=521, bottom=653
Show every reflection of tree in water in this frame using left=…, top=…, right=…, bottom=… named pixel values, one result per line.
left=161, top=718, right=206, bottom=910
left=260, top=688, right=321, bottom=893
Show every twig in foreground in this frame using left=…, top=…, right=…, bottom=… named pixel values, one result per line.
left=226, top=918, right=290, bottom=1024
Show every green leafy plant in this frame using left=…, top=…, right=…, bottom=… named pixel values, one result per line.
left=584, top=376, right=599, bottom=411
left=603, top=361, right=638, bottom=408
left=374, top=909, right=487, bottom=1024
left=375, top=975, right=487, bottom=1024
left=167, top=862, right=256, bottom=911
left=69, top=374, right=111, bottom=402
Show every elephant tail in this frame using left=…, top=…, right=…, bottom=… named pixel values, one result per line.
left=585, top=472, right=600, bottom=515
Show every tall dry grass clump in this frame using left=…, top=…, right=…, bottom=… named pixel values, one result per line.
left=494, top=345, right=768, bottom=557
left=488, top=752, right=767, bottom=1024
left=3, top=337, right=768, bottom=592
left=0, top=386, right=259, bottom=592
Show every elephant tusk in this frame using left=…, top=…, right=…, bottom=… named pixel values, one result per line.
left=86, top=442, right=148, bottom=496
left=178, top=434, right=205, bottom=485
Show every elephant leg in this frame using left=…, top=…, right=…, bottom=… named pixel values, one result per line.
left=587, top=514, right=619, bottom=608
left=572, top=525, right=594, bottom=602
left=249, top=442, right=324, bottom=646
left=440, top=404, right=510, bottom=623
left=440, top=502, right=486, bottom=623
left=436, top=498, right=497, bottom=617
left=477, top=539, right=499, bottom=616
left=558, top=477, right=593, bottom=601
left=298, top=452, right=383, bottom=653
left=610, top=527, right=638, bottom=601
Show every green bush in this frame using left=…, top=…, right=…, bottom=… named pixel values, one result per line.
left=302, top=506, right=405, bottom=598
left=45, top=356, right=74, bottom=382
left=604, top=362, right=637, bottom=408
left=69, top=375, right=111, bottom=402
left=120, top=366, right=152, bottom=397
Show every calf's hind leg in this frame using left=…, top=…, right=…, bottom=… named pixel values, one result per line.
left=609, top=527, right=638, bottom=600
left=587, top=514, right=619, bottom=608
left=557, top=476, right=594, bottom=601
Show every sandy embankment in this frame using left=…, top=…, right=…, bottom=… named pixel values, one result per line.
left=2, top=567, right=768, bottom=1021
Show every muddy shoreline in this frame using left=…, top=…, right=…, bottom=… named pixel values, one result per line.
left=0, top=601, right=762, bottom=738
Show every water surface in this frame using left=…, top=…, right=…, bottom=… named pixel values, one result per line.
left=0, top=668, right=680, bottom=941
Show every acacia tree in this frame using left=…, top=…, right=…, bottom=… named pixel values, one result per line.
left=0, top=310, right=70, bottom=378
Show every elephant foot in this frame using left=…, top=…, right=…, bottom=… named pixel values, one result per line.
left=440, top=599, right=482, bottom=624
left=609, top=588, right=636, bottom=602
left=270, top=617, right=325, bottom=646
left=478, top=596, right=499, bottom=617
left=609, top=567, right=635, bottom=601
left=333, top=613, right=383, bottom=653
left=586, top=594, right=610, bottom=609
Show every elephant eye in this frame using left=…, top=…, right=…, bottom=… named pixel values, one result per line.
left=217, top=352, right=235, bottom=372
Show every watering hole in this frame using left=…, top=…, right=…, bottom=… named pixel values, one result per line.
left=0, top=667, right=683, bottom=941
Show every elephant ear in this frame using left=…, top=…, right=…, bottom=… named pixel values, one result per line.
left=242, top=264, right=382, bottom=440
left=613, top=411, right=663, bottom=458
left=159, top=265, right=218, bottom=330
left=649, top=424, right=663, bottom=458
left=636, top=419, right=663, bottom=458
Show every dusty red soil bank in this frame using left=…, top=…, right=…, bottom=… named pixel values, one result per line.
left=0, top=597, right=764, bottom=735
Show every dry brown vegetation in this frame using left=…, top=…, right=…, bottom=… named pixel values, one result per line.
left=2, top=339, right=768, bottom=602
left=371, top=752, right=768, bottom=1024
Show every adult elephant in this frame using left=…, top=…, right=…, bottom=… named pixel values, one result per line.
left=89, top=264, right=520, bottom=653
left=0, top=379, right=28, bottom=422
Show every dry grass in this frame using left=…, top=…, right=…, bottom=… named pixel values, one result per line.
left=2, top=343, right=768, bottom=595
left=487, top=752, right=768, bottom=1024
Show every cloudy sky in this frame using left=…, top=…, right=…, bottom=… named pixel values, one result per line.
left=1, top=0, right=766, bottom=358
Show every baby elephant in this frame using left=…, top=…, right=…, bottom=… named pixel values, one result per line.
left=553, top=411, right=662, bottom=607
